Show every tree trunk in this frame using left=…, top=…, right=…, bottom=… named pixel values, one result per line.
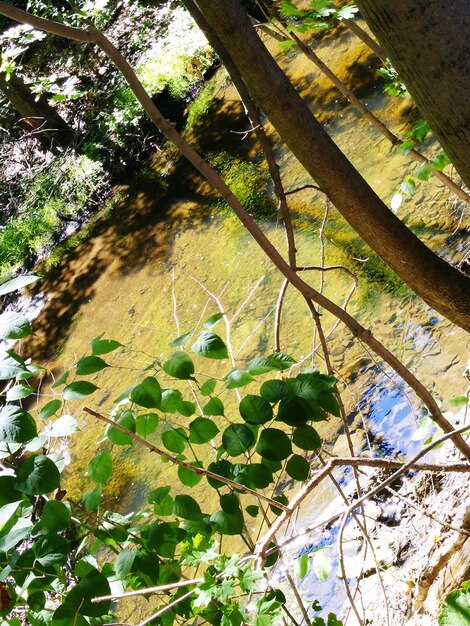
left=0, top=72, right=75, bottom=150
left=192, top=0, right=470, bottom=331
left=355, top=0, right=470, bottom=190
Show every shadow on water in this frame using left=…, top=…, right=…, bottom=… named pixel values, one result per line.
left=24, top=98, right=257, bottom=361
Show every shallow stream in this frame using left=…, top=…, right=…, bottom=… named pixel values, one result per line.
left=16, top=21, right=470, bottom=622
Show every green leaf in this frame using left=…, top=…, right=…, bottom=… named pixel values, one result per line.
left=286, top=454, right=310, bottom=481
left=162, top=427, right=187, bottom=454
left=439, top=584, right=470, bottom=626
left=170, top=332, right=192, bottom=348
left=173, top=494, right=203, bottom=521
left=163, top=352, right=195, bottom=380
left=225, top=369, right=255, bottom=389
left=6, top=383, right=35, bottom=401
left=136, top=413, right=159, bottom=436
left=430, top=152, right=450, bottom=171
left=15, top=455, right=60, bottom=495
left=0, top=476, right=22, bottom=506
left=207, top=459, right=233, bottom=489
left=222, top=424, right=256, bottom=456
left=277, top=396, right=313, bottom=426
left=401, top=178, right=416, bottom=195
left=107, top=412, right=136, bottom=445
left=51, top=371, right=69, bottom=388
left=148, top=487, right=174, bottom=516
left=178, top=462, right=203, bottom=487
left=63, top=381, right=99, bottom=401
left=414, top=163, right=431, bottom=181
left=279, top=39, right=296, bottom=50
left=161, top=389, right=183, bottom=413
left=61, top=567, right=111, bottom=617
left=449, top=396, right=469, bottom=407
left=38, top=500, right=71, bottom=533
left=200, top=378, right=217, bottom=396
left=270, top=494, right=289, bottom=515
left=296, top=553, right=309, bottom=580
left=83, top=484, right=102, bottom=512
left=240, top=463, right=273, bottom=489
left=0, top=312, right=32, bottom=340
left=0, top=500, right=21, bottom=532
left=248, top=352, right=296, bottom=375
left=239, top=395, right=273, bottom=425
left=189, top=417, right=219, bottom=444
left=91, top=334, right=122, bottom=355
left=0, top=404, right=37, bottom=442
left=406, top=119, right=431, bottom=142
left=39, top=399, right=62, bottom=420
left=148, top=486, right=170, bottom=504
left=114, top=550, right=137, bottom=579
left=204, top=312, right=224, bottom=329
left=0, top=274, right=38, bottom=296
left=191, top=331, right=228, bottom=360
left=87, top=451, right=112, bottom=484
left=152, top=495, right=173, bottom=516
left=19, top=363, right=44, bottom=381
left=260, top=379, right=288, bottom=403
left=130, top=377, right=162, bottom=409
left=47, top=414, right=78, bottom=437
left=312, top=550, right=332, bottom=581
left=204, top=397, right=225, bottom=416
left=256, top=428, right=292, bottom=461
left=176, top=400, right=196, bottom=417
left=246, top=505, right=259, bottom=518
left=317, top=391, right=340, bottom=417
left=400, top=140, right=415, bottom=155
left=75, top=355, right=109, bottom=375
left=210, top=509, right=244, bottom=535
left=0, top=350, right=28, bottom=380
left=293, top=425, right=321, bottom=450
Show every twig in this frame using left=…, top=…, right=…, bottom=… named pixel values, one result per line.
left=274, top=278, right=289, bottom=352
left=230, top=275, right=265, bottom=324
left=385, top=483, right=470, bottom=537
left=136, top=588, right=196, bottom=626
left=171, top=268, right=180, bottom=337
left=255, top=450, right=470, bottom=560
left=284, top=183, right=323, bottom=196
left=93, top=577, right=204, bottom=602
left=336, top=423, right=470, bottom=588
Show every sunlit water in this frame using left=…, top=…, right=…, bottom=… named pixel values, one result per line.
left=12, top=21, right=469, bottom=623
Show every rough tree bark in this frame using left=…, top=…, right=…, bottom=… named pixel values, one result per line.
left=0, top=72, right=75, bottom=150
left=355, top=0, right=470, bottom=190
left=192, top=0, right=470, bottom=332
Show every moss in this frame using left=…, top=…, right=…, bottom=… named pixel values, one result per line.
left=185, top=69, right=228, bottom=132
left=208, top=151, right=276, bottom=219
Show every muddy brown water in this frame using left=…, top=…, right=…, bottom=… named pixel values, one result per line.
left=15, top=22, right=470, bottom=622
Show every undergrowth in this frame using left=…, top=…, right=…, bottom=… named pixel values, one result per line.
left=0, top=153, right=108, bottom=278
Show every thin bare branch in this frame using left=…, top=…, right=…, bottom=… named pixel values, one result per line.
left=93, top=578, right=204, bottom=603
